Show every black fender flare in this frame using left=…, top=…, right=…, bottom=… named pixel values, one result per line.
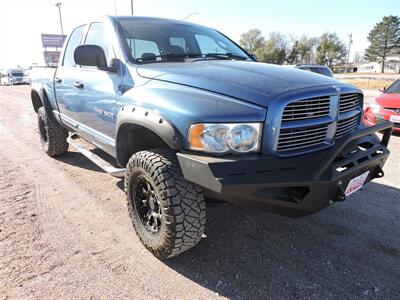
left=31, top=88, right=58, bottom=123
left=115, top=105, right=183, bottom=159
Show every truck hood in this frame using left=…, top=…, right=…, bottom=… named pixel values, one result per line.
left=136, top=61, right=345, bottom=107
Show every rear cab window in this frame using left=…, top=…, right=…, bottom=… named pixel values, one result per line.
left=129, top=39, right=161, bottom=60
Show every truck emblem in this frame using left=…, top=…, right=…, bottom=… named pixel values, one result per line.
left=95, top=107, right=115, bottom=119
left=333, top=86, right=341, bottom=93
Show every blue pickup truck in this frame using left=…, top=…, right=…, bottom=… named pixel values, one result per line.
left=31, top=16, right=393, bottom=259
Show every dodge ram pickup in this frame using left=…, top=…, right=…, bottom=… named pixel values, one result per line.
left=31, top=16, right=393, bottom=259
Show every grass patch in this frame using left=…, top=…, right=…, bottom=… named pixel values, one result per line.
left=341, top=79, right=394, bottom=90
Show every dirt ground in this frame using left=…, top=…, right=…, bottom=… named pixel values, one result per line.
left=0, top=86, right=399, bottom=299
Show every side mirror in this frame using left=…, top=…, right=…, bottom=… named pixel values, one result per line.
left=74, top=45, right=117, bottom=72
left=379, top=87, right=386, bottom=93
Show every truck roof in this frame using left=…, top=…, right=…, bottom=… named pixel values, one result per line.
left=113, top=15, right=202, bottom=27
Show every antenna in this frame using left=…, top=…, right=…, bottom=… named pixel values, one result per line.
left=113, top=0, right=118, bottom=16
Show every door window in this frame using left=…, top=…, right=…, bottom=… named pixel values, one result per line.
left=63, top=25, right=85, bottom=67
left=84, top=22, right=114, bottom=66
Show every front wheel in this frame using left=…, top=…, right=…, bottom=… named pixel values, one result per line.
left=125, top=149, right=206, bottom=259
left=37, top=107, right=69, bottom=157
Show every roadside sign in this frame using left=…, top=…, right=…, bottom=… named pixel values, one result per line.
left=41, top=34, right=66, bottom=48
left=43, top=51, right=61, bottom=64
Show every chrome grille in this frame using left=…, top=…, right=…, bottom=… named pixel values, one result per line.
left=277, top=124, right=328, bottom=152
left=335, top=115, right=359, bottom=139
left=339, top=94, right=360, bottom=113
left=282, top=96, right=330, bottom=122
left=384, top=108, right=400, bottom=114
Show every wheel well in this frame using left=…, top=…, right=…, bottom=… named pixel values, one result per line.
left=116, top=123, right=170, bottom=166
left=31, top=90, right=43, bottom=113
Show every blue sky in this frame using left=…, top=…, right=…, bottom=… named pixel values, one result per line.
left=0, top=0, right=399, bottom=68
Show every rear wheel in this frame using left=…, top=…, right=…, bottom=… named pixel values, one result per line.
left=125, top=149, right=206, bottom=259
left=37, top=107, right=69, bottom=157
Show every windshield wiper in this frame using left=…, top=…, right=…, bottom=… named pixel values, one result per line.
left=203, top=52, right=249, bottom=61
left=134, top=52, right=249, bottom=64
left=134, top=52, right=203, bottom=63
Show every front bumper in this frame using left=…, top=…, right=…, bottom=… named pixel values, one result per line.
left=364, top=108, right=400, bottom=132
left=177, top=122, right=393, bottom=218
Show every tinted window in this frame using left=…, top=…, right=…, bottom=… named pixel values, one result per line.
left=385, top=79, right=400, bottom=94
left=170, top=37, right=187, bottom=51
left=318, top=67, right=333, bottom=77
left=63, top=26, right=84, bottom=67
left=84, top=22, right=113, bottom=66
left=127, top=39, right=161, bottom=60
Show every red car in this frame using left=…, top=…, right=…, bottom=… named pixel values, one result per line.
left=364, top=78, right=400, bottom=133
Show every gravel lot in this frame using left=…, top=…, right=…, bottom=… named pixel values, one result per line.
left=1, top=85, right=399, bottom=299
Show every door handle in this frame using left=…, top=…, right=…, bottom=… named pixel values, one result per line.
left=73, top=81, right=84, bottom=89
left=55, top=77, right=62, bottom=84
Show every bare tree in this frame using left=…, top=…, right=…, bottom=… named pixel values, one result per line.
left=239, top=29, right=265, bottom=53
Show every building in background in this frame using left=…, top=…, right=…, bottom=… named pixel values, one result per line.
left=356, top=56, right=400, bottom=73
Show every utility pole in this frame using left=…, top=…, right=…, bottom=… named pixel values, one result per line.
left=346, top=33, right=353, bottom=73
left=55, top=2, right=64, bottom=37
left=130, top=0, right=134, bottom=15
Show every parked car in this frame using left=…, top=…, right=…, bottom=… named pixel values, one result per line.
left=295, top=64, right=334, bottom=77
left=0, top=69, right=30, bottom=85
left=30, top=16, right=393, bottom=259
left=364, top=78, right=400, bottom=133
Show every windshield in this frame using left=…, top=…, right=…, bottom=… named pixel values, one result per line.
left=385, top=79, right=400, bottom=94
left=116, top=18, right=250, bottom=64
left=11, top=72, right=24, bottom=77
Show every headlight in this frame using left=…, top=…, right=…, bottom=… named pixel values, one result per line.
left=369, top=99, right=381, bottom=113
left=188, top=123, right=262, bottom=153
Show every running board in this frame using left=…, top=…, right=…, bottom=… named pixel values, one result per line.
left=67, top=135, right=125, bottom=178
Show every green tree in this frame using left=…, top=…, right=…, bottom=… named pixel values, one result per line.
left=239, top=29, right=265, bottom=53
left=254, top=47, right=267, bottom=62
left=286, top=34, right=317, bottom=64
left=365, top=15, right=400, bottom=73
left=262, top=32, right=287, bottom=64
left=287, top=41, right=299, bottom=64
left=316, top=32, right=347, bottom=68
left=297, top=35, right=318, bottom=64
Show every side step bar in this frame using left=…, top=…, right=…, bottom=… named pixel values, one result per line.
left=67, top=134, right=125, bottom=178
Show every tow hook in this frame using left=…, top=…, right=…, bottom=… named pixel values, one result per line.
left=335, top=180, right=346, bottom=202
left=372, top=167, right=384, bottom=179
